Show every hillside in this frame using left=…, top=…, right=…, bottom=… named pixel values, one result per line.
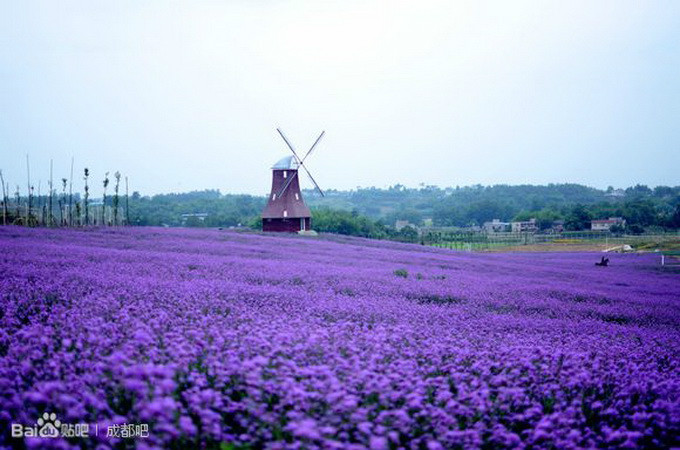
left=1, top=227, right=678, bottom=448
left=122, top=184, right=680, bottom=231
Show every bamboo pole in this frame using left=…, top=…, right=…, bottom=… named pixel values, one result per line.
left=68, top=157, right=74, bottom=226
left=125, top=176, right=129, bottom=226
left=0, top=170, right=6, bottom=226
left=84, top=168, right=89, bottom=226
left=26, top=154, right=31, bottom=224
left=14, top=186, right=20, bottom=223
left=48, top=159, right=53, bottom=227
left=60, top=178, right=67, bottom=226
left=102, top=172, right=109, bottom=226
left=37, top=180, right=42, bottom=226
left=113, top=171, right=120, bottom=226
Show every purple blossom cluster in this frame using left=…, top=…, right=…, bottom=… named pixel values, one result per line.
left=0, top=227, right=679, bottom=449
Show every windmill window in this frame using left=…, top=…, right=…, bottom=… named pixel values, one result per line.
left=283, top=210, right=288, bottom=218
left=272, top=193, right=277, bottom=201
left=295, top=193, right=299, bottom=200
left=283, top=171, right=287, bottom=178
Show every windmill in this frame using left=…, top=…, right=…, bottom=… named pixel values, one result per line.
left=261, top=128, right=325, bottom=232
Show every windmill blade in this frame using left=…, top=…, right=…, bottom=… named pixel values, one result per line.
left=299, top=163, right=325, bottom=197
left=274, top=128, right=325, bottom=197
left=276, top=128, right=303, bottom=163
left=301, top=131, right=325, bottom=163
left=276, top=170, right=298, bottom=198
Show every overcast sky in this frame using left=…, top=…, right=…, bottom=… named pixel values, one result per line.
left=1, top=1, right=679, bottom=196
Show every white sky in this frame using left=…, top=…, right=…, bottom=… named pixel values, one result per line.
left=1, top=0, right=679, bottom=195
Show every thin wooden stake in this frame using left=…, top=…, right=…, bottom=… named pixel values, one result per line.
left=125, top=176, right=129, bottom=226
left=26, top=154, right=31, bottom=224
left=49, top=159, right=53, bottom=227
left=0, top=170, right=6, bottom=226
left=68, top=157, right=74, bottom=226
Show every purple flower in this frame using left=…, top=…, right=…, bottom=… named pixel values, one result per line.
left=0, top=226, right=678, bottom=449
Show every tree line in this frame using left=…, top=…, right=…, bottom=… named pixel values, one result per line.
left=307, top=183, right=680, bottom=231
left=122, top=183, right=680, bottom=235
left=4, top=178, right=678, bottom=235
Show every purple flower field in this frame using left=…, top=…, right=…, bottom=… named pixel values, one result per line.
left=0, top=227, right=679, bottom=450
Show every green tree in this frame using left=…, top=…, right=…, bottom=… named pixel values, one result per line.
left=622, top=200, right=656, bottom=227
left=565, top=204, right=592, bottom=231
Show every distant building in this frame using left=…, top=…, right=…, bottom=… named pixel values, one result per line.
left=483, top=219, right=510, bottom=233
left=551, top=220, right=565, bottom=233
left=395, top=220, right=416, bottom=231
left=511, top=218, right=538, bottom=234
left=181, top=213, right=208, bottom=226
left=591, top=217, right=625, bottom=231
left=605, top=189, right=626, bottom=198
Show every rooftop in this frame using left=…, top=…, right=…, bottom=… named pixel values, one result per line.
left=592, top=217, right=624, bottom=224
left=271, top=155, right=299, bottom=170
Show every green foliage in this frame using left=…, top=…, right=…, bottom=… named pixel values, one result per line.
left=396, top=225, right=419, bottom=242
left=609, top=224, right=624, bottom=234
left=627, top=224, right=645, bottom=235
left=668, top=204, right=680, bottom=228
left=128, top=190, right=265, bottom=227
left=311, top=208, right=390, bottom=239
left=429, top=184, right=604, bottom=227
left=394, top=269, right=409, bottom=278
left=122, top=184, right=680, bottom=233
left=621, top=200, right=656, bottom=227
left=565, top=204, right=592, bottom=231
left=248, top=216, right=263, bottom=230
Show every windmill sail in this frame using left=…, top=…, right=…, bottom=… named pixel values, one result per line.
left=275, top=129, right=325, bottom=197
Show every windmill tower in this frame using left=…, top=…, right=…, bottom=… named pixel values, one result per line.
left=262, top=129, right=325, bottom=233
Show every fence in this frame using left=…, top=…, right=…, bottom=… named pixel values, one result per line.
left=661, top=251, right=680, bottom=266
left=422, top=229, right=680, bottom=251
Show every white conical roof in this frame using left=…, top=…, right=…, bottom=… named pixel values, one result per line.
left=271, top=155, right=299, bottom=170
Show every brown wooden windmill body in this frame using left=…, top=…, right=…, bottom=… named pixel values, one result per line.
left=261, top=129, right=325, bottom=233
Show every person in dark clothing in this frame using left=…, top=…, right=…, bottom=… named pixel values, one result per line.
left=595, top=256, right=609, bottom=267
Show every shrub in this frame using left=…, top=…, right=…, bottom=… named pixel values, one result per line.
left=394, top=269, right=408, bottom=278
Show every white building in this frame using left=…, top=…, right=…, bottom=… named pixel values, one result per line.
left=511, top=218, right=538, bottom=234
left=483, top=219, right=510, bottom=233
left=591, top=217, right=626, bottom=231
